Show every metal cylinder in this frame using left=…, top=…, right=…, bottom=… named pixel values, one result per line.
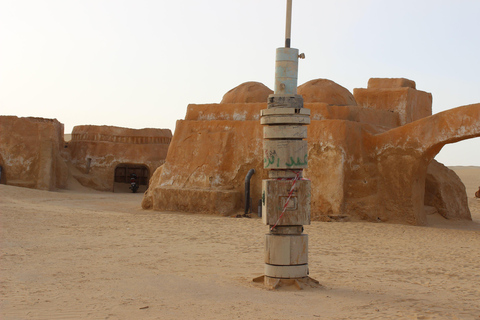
left=274, top=48, right=299, bottom=95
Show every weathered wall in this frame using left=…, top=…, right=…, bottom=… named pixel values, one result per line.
left=425, top=160, right=471, bottom=220
left=353, top=77, right=433, bottom=125
left=144, top=101, right=265, bottom=214
left=144, top=79, right=480, bottom=225
left=0, top=116, right=68, bottom=190
left=67, top=125, right=172, bottom=191
left=142, top=99, right=397, bottom=216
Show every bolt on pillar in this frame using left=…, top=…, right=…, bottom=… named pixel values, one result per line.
left=253, top=0, right=318, bottom=290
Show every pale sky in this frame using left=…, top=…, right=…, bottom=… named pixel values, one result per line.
left=1, top=0, right=479, bottom=166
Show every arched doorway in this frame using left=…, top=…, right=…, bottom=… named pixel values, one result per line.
left=113, top=163, right=149, bottom=193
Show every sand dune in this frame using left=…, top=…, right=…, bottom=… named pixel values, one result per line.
left=1, top=167, right=479, bottom=319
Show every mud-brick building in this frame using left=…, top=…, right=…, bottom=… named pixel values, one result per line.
left=0, top=116, right=68, bottom=190
left=67, top=125, right=172, bottom=192
left=0, top=116, right=172, bottom=192
left=143, top=79, right=480, bottom=225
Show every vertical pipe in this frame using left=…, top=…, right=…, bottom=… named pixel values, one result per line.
left=285, top=0, right=292, bottom=48
left=244, top=169, right=256, bottom=216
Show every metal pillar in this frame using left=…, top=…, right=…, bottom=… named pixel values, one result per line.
left=253, top=0, right=318, bottom=290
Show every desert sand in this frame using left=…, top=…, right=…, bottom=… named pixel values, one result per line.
left=1, top=168, right=480, bottom=320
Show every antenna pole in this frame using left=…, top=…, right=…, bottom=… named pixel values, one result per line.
left=285, top=0, right=292, bottom=48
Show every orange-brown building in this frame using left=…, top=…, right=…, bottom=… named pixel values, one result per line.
left=0, top=116, right=68, bottom=190
left=143, top=78, right=480, bottom=225
left=67, top=125, right=171, bottom=192
left=0, top=117, right=171, bottom=193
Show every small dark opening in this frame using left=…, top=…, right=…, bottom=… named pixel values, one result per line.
left=113, top=163, right=149, bottom=193
left=0, top=165, right=5, bottom=184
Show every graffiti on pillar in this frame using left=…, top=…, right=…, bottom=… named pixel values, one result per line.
left=286, top=154, right=308, bottom=167
left=264, top=150, right=280, bottom=168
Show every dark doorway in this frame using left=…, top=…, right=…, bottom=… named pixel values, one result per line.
left=0, top=165, right=5, bottom=184
left=114, top=164, right=149, bottom=193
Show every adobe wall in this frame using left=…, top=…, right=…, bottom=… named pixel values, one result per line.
left=0, top=116, right=68, bottom=190
left=353, top=78, right=433, bottom=125
left=67, top=125, right=172, bottom=191
left=144, top=99, right=399, bottom=216
left=144, top=79, right=479, bottom=225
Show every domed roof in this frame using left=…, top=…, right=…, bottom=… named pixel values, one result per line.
left=221, top=82, right=273, bottom=103
left=298, top=79, right=357, bottom=106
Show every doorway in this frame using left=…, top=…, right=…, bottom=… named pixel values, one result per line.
left=0, top=165, right=5, bottom=184
left=114, top=163, right=149, bottom=193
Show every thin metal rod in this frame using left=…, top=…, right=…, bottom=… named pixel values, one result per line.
left=285, top=0, right=292, bottom=48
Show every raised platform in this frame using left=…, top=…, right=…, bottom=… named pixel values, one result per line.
left=152, top=186, right=242, bottom=215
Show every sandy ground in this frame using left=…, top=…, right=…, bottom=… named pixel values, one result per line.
left=1, top=168, right=480, bottom=320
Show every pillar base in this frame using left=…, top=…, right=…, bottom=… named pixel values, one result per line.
left=252, top=275, right=321, bottom=290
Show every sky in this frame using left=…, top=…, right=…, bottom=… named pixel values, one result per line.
left=1, top=0, right=479, bottom=166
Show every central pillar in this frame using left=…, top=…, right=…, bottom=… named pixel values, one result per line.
left=259, top=49, right=312, bottom=289
left=253, top=0, right=317, bottom=289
